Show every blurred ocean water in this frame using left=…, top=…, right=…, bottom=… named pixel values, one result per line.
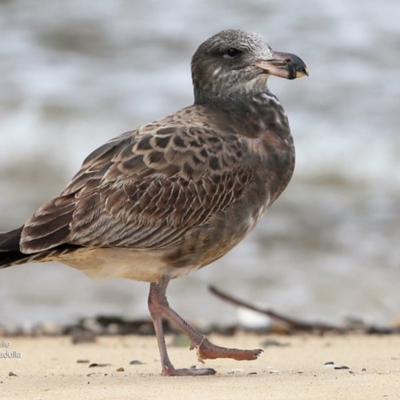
left=0, top=0, right=399, bottom=327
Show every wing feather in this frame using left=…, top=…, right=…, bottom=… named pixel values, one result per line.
left=21, top=111, right=252, bottom=253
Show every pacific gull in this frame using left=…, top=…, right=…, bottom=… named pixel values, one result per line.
left=0, top=29, right=308, bottom=376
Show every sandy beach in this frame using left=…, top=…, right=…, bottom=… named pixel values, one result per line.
left=1, top=333, right=399, bottom=399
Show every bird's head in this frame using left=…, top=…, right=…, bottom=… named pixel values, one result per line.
left=191, top=29, right=308, bottom=104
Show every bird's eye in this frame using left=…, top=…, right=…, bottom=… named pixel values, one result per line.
left=224, top=48, right=241, bottom=58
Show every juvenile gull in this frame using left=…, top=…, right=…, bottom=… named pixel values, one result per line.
left=0, top=29, right=307, bottom=376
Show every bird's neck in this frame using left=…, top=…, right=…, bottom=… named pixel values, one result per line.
left=200, top=90, right=291, bottom=141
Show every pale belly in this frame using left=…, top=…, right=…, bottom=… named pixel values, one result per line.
left=53, top=198, right=270, bottom=283
left=58, top=247, right=200, bottom=283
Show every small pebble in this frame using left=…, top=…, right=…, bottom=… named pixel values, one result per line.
left=116, top=367, right=124, bottom=372
left=189, top=365, right=216, bottom=374
left=77, top=359, right=90, bottom=364
left=324, top=361, right=350, bottom=370
left=89, top=363, right=111, bottom=368
left=227, top=369, right=244, bottom=375
left=8, top=372, right=18, bottom=377
left=261, top=339, right=290, bottom=347
left=129, top=360, right=145, bottom=365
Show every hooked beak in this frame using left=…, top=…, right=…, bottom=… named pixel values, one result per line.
left=253, top=51, right=309, bottom=80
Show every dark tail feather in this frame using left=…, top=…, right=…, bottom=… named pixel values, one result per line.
left=0, top=251, right=34, bottom=268
left=0, top=226, right=83, bottom=268
left=0, top=227, right=23, bottom=251
left=0, top=226, right=33, bottom=268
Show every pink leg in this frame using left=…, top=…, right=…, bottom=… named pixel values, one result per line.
left=148, top=275, right=262, bottom=376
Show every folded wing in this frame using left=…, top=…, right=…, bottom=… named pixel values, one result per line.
left=20, top=117, right=252, bottom=254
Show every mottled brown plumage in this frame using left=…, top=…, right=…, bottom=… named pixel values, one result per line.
left=0, top=29, right=307, bottom=376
